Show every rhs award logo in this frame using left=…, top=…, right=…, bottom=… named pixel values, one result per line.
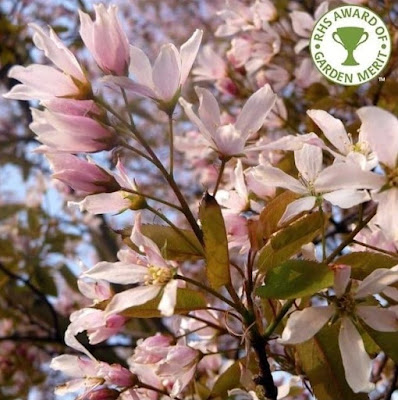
left=310, top=5, right=391, bottom=86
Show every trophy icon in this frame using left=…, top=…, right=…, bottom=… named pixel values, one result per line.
left=332, top=27, right=369, bottom=66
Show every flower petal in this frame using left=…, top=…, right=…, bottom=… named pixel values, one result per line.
left=323, top=189, right=370, bottom=209
left=128, top=45, right=154, bottom=88
left=196, top=87, right=221, bottom=134
left=180, top=29, right=203, bottom=85
left=357, top=306, right=398, bottom=332
left=355, top=265, right=398, bottom=299
left=279, top=306, right=333, bottom=344
left=307, top=110, right=349, bottom=154
left=105, top=286, right=161, bottom=316
left=235, top=84, right=277, bottom=139
left=158, top=280, right=178, bottom=317
left=294, top=144, right=323, bottom=182
left=338, top=317, right=374, bottom=393
left=357, top=106, right=398, bottom=168
left=333, top=265, right=351, bottom=298
left=278, top=196, right=316, bottom=225
left=251, top=165, right=306, bottom=194
left=152, top=44, right=181, bottom=101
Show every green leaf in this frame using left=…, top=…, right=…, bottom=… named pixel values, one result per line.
left=335, top=252, right=398, bottom=280
left=199, top=193, right=230, bottom=289
left=210, top=361, right=241, bottom=399
left=295, top=322, right=368, bottom=400
left=0, top=204, right=23, bottom=221
left=258, top=191, right=299, bottom=239
left=121, top=288, right=206, bottom=318
left=362, top=325, right=398, bottom=363
left=118, top=224, right=203, bottom=261
left=257, top=212, right=323, bottom=272
left=256, top=260, right=333, bottom=299
left=59, top=265, right=78, bottom=291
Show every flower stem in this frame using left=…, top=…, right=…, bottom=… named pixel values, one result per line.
left=213, top=159, right=226, bottom=196
left=319, top=205, right=326, bottom=261
left=263, top=299, right=295, bottom=340
left=168, top=114, right=174, bottom=177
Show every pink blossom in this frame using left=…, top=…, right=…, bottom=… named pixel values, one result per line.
left=79, top=4, right=129, bottom=76
left=179, top=85, right=276, bottom=158
left=105, top=29, right=203, bottom=112
left=46, top=154, right=120, bottom=194
left=4, top=24, right=89, bottom=101
left=31, top=106, right=116, bottom=153
left=82, top=214, right=178, bottom=317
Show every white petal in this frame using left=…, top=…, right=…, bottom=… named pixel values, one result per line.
left=196, top=87, right=221, bottom=134
left=179, top=29, right=203, bottom=85
left=338, top=317, right=374, bottom=393
left=278, top=196, right=316, bottom=225
left=279, top=306, right=333, bottom=344
left=128, top=45, right=154, bottom=88
left=69, top=192, right=130, bottom=215
left=373, top=190, right=398, bottom=243
left=105, top=286, right=161, bottom=316
left=213, top=124, right=245, bottom=156
left=315, top=163, right=383, bottom=192
left=82, top=261, right=148, bottom=284
left=294, top=144, right=323, bottom=182
left=158, top=280, right=178, bottom=317
left=323, top=189, right=370, bottom=208
left=357, top=106, right=398, bottom=168
left=357, top=306, right=398, bottom=332
left=251, top=165, right=306, bottom=194
left=355, top=266, right=398, bottom=298
left=333, top=265, right=351, bottom=298
left=152, top=44, right=181, bottom=101
left=235, top=85, right=277, bottom=139
left=307, top=110, right=349, bottom=154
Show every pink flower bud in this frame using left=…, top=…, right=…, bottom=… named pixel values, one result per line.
left=105, top=364, right=138, bottom=387
left=79, top=5, right=130, bottom=76
left=46, top=154, right=120, bottom=194
left=85, top=388, right=119, bottom=400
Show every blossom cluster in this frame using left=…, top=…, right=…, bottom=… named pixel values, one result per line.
left=3, top=1, right=398, bottom=400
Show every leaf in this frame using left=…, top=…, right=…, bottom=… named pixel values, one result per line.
left=362, top=325, right=398, bottom=363
left=256, top=260, right=333, bottom=299
left=199, top=193, right=230, bottom=289
left=258, top=191, right=299, bottom=240
left=335, top=252, right=398, bottom=280
left=295, top=322, right=368, bottom=400
left=210, top=361, right=242, bottom=399
left=121, top=288, right=207, bottom=318
left=59, top=265, right=78, bottom=291
left=257, top=212, right=323, bottom=272
left=118, top=224, right=203, bottom=261
left=0, top=204, right=23, bottom=220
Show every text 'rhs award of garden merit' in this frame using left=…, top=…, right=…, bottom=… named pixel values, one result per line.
left=310, top=5, right=391, bottom=86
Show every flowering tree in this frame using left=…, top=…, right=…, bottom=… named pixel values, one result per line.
left=1, top=0, right=398, bottom=399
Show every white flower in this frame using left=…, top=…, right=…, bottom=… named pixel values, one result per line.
left=252, top=144, right=383, bottom=224
left=279, top=265, right=398, bottom=393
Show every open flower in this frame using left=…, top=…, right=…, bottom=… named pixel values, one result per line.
left=279, top=265, right=398, bottom=393
left=79, top=4, right=130, bottom=75
left=105, top=30, right=203, bottom=113
left=82, top=214, right=178, bottom=317
left=307, top=109, right=377, bottom=170
left=4, top=23, right=89, bottom=101
left=252, top=144, right=383, bottom=224
left=357, top=106, right=398, bottom=242
left=179, top=85, right=276, bottom=159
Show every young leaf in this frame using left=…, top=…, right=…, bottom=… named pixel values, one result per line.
left=259, top=191, right=299, bottom=239
left=296, top=322, right=368, bottom=400
left=210, top=360, right=242, bottom=398
left=121, top=288, right=206, bottom=318
left=256, top=260, right=333, bottom=299
left=335, top=252, right=398, bottom=280
left=361, top=325, right=398, bottom=363
left=199, top=193, right=231, bottom=289
left=118, top=224, right=203, bottom=261
left=257, top=212, right=323, bottom=272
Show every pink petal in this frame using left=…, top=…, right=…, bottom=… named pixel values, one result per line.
left=323, top=189, right=370, bottom=208
left=358, top=106, right=398, bottom=168
left=357, top=306, right=398, bottom=332
left=180, top=29, right=203, bottom=85
left=158, top=280, right=178, bottom=317
left=152, top=44, right=181, bottom=101
left=333, top=265, right=351, bottom=298
left=235, top=84, right=277, bottom=139
left=338, top=317, right=374, bottom=393
left=128, top=45, right=154, bottom=88
left=279, top=306, right=333, bottom=344
left=69, top=192, right=131, bottom=214
left=307, top=110, right=349, bottom=154
left=279, top=196, right=316, bottom=225
left=355, top=265, right=398, bottom=298
left=294, top=144, right=323, bottom=183
left=196, top=87, right=221, bottom=134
